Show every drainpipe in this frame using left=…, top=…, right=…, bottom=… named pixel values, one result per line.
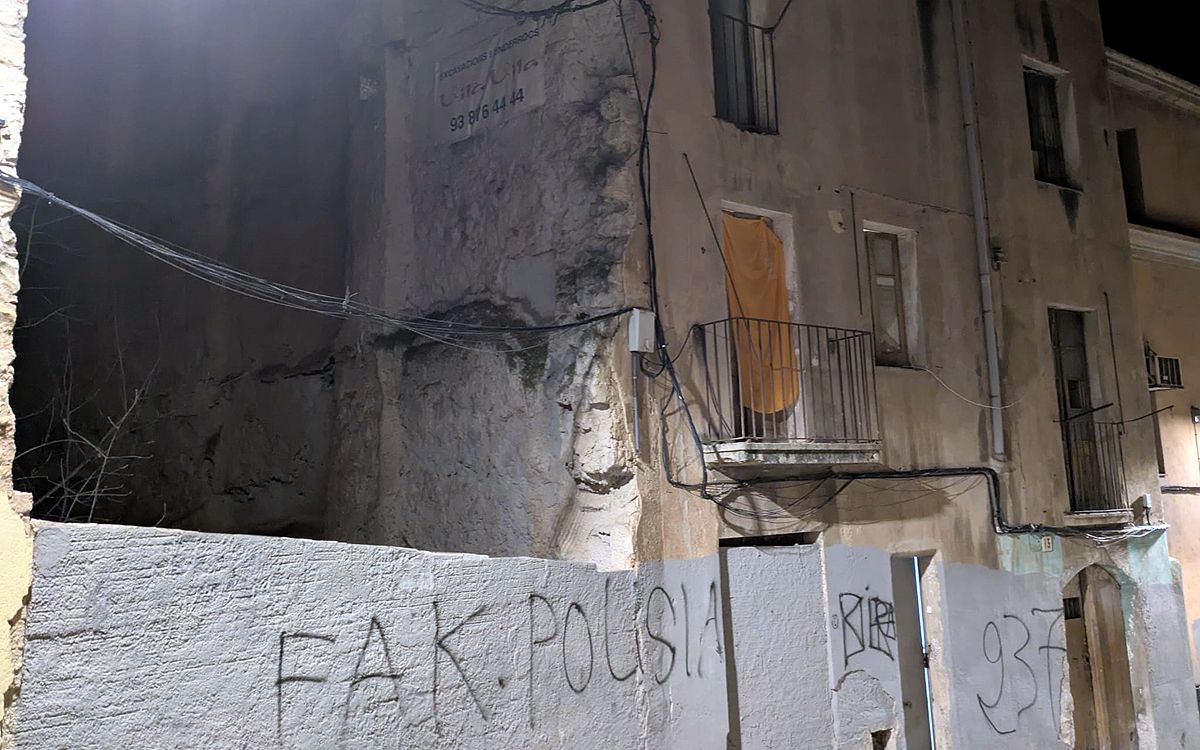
left=950, top=0, right=1006, bottom=459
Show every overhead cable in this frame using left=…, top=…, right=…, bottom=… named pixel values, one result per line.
left=0, top=171, right=631, bottom=353
left=453, top=0, right=611, bottom=21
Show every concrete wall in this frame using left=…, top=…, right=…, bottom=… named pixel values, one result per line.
left=11, top=524, right=1196, bottom=749
left=0, top=0, right=26, bottom=741
left=13, top=524, right=725, bottom=749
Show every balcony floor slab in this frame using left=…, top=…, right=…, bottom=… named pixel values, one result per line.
left=703, top=440, right=882, bottom=480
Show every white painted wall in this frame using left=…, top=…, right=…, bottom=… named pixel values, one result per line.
left=723, top=544, right=835, bottom=747
left=12, top=525, right=1198, bottom=749
left=13, top=524, right=725, bottom=749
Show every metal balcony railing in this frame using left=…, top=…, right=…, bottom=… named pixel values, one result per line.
left=692, top=318, right=880, bottom=445
left=1060, top=405, right=1128, bottom=513
left=710, top=10, right=778, bottom=134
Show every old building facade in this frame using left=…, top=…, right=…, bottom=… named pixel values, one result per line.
left=3, top=0, right=1200, bottom=748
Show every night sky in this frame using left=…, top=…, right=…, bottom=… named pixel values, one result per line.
left=1100, top=1, right=1199, bottom=85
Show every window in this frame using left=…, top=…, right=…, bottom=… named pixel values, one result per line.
left=1116, top=129, right=1147, bottom=222
left=1023, top=67, right=1072, bottom=187
left=709, top=0, right=777, bottom=134
left=1049, top=309, right=1128, bottom=512
left=866, top=230, right=908, bottom=366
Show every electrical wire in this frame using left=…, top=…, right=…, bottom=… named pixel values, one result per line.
left=454, top=0, right=611, bottom=21
left=913, top=364, right=1027, bottom=410
left=613, top=0, right=724, bottom=505
left=0, top=171, right=633, bottom=354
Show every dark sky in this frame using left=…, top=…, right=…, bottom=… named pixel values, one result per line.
left=1100, top=1, right=1200, bottom=85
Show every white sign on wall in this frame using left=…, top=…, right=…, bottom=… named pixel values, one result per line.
left=434, top=23, right=548, bottom=144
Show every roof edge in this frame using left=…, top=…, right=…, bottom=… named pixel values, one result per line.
left=1107, top=49, right=1200, bottom=117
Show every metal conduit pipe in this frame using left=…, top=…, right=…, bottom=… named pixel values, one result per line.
left=832, top=468, right=1163, bottom=538
left=950, top=0, right=1006, bottom=458
left=832, top=467, right=1010, bottom=533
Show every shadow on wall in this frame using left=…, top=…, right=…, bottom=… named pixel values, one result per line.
left=10, top=0, right=356, bottom=535
left=717, top=475, right=963, bottom=538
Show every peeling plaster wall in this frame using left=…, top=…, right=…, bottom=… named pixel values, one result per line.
left=0, top=0, right=26, bottom=741
left=12, top=523, right=725, bottom=749
left=11, top=0, right=355, bottom=534
left=825, top=545, right=905, bottom=749
left=326, top=0, right=645, bottom=566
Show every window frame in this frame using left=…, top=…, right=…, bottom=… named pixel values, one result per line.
left=709, top=0, right=778, bottom=134
left=865, top=229, right=910, bottom=367
left=1022, top=58, right=1079, bottom=189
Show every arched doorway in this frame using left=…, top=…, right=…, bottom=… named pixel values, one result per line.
left=1063, top=566, right=1138, bottom=749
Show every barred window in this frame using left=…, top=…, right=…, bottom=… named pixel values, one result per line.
left=709, top=0, right=778, bottom=134
left=866, top=231, right=909, bottom=367
left=1023, top=68, right=1071, bottom=186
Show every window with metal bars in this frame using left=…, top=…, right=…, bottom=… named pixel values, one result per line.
left=709, top=0, right=778, bottom=134
left=1023, top=68, right=1071, bottom=187
left=1063, top=597, right=1082, bottom=620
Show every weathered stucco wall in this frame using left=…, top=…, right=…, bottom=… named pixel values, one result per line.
left=646, top=0, right=992, bottom=561
left=0, top=0, right=26, bottom=740
left=967, top=0, right=1159, bottom=527
left=13, top=524, right=724, bottom=749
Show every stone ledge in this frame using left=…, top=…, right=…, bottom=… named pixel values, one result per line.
left=1061, top=508, right=1134, bottom=527
left=703, top=440, right=883, bottom=480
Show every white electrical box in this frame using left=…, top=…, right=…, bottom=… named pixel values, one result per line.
left=628, top=309, right=657, bottom=353
left=1040, top=535, right=1054, bottom=553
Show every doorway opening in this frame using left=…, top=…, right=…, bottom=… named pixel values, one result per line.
left=891, top=554, right=937, bottom=750
left=1064, top=566, right=1138, bottom=750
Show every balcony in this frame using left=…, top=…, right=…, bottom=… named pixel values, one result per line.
left=690, top=318, right=882, bottom=479
left=1060, top=405, right=1130, bottom=519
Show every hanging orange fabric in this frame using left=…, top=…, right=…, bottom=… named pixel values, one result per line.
left=721, top=212, right=799, bottom=416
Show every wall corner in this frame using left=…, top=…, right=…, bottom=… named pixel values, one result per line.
left=0, top=0, right=28, bottom=742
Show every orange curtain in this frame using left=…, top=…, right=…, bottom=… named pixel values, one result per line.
left=721, top=213, right=799, bottom=415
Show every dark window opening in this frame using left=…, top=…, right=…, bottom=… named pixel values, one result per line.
left=1049, top=309, right=1128, bottom=512
left=1116, top=128, right=1147, bottom=223
left=1063, top=596, right=1083, bottom=620
left=719, top=531, right=820, bottom=547
left=866, top=230, right=910, bottom=367
left=709, top=0, right=778, bottom=134
left=1024, top=68, right=1071, bottom=187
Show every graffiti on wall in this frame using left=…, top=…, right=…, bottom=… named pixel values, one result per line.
left=274, top=577, right=723, bottom=743
left=975, top=607, right=1067, bottom=736
left=835, top=588, right=897, bottom=669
